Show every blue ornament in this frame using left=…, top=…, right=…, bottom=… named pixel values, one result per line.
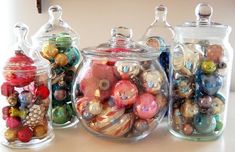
left=19, top=91, right=33, bottom=109
left=159, top=51, right=170, bottom=77
left=199, top=73, right=223, bottom=96
left=193, top=113, right=216, bottom=134
left=65, top=47, right=80, bottom=67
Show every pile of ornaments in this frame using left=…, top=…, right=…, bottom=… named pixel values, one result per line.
left=40, top=32, right=80, bottom=125
left=75, top=58, right=168, bottom=138
left=1, top=51, right=50, bottom=143
left=171, top=43, right=226, bottom=136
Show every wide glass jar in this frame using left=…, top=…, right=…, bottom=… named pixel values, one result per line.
left=73, top=27, right=168, bottom=141
left=139, top=5, right=175, bottom=78
left=0, top=23, right=54, bottom=148
left=168, top=3, right=233, bottom=141
left=32, top=5, right=80, bottom=128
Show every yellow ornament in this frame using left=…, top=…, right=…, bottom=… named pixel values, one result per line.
left=33, top=125, right=48, bottom=138
left=4, top=128, right=18, bottom=142
left=41, top=43, right=58, bottom=60
left=55, top=53, right=68, bottom=66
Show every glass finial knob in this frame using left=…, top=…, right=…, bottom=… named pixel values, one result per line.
left=48, top=5, right=62, bottom=20
left=111, top=26, right=133, bottom=39
left=14, top=22, right=29, bottom=40
left=195, top=3, right=213, bottom=24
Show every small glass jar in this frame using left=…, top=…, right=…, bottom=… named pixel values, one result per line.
left=139, top=5, right=175, bottom=78
left=73, top=26, right=168, bottom=141
left=32, top=5, right=80, bottom=128
left=168, top=3, right=233, bottom=141
left=0, top=23, right=54, bottom=148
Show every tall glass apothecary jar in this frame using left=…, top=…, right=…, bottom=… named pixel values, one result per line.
left=168, top=3, right=233, bottom=141
left=0, top=23, right=54, bottom=148
left=73, top=27, right=169, bottom=141
left=32, top=5, right=80, bottom=128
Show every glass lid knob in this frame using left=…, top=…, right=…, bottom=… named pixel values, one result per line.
left=155, top=5, right=167, bottom=21
left=48, top=5, right=63, bottom=21
left=195, top=3, right=213, bottom=25
left=111, top=26, right=133, bottom=39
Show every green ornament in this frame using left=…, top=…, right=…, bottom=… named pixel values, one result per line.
left=201, top=60, right=216, bottom=74
left=215, top=121, right=223, bottom=131
left=64, top=47, right=80, bottom=67
left=56, top=33, right=72, bottom=50
left=52, top=106, right=69, bottom=124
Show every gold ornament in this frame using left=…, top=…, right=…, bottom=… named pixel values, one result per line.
left=55, top=53, right=68, bottom=66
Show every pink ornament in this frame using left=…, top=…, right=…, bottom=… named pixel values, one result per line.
left=6, top=117, right=21, bottom=129
left=134, top=93, right=158, bottom=119
left=113, top=80, right=138, bottom=107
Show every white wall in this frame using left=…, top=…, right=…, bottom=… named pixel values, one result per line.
left=1, top=0, right=235, bottom=90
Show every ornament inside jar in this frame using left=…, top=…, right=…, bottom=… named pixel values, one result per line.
left=73, top=26, right=168, bottom=140
left=32, top=5, right=80, bottom=128
left=139, top=5, right=175, bottom=78
left=169, top=3, right=233, bottom=141
left=0, top=23, right=54, bottom=148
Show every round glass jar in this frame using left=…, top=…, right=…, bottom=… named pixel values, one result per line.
left=168, top=3, right=233, bottom=141
left=0, top=23, right=54, bottom=148
left=73, top=27, right=168, bottom=141
left=32, top=5, right=80, bottom=128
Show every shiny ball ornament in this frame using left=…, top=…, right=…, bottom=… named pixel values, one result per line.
left=201, top=60, right=216, bottom=74
left=182, top=124, right=194, bottom=136
left=6, top=117, right=21, bottom=129
left=64, top=47, right=80, bottom=66
left=52, top=106, right=69, bottom=124
left=175, top=77, right=193, bottom=98
left=3, top=51, right=36, bottom=87
left=134, top=119, right=149, bottom=133
left=53, top=89, right=67, bottom=101
left=33, top=125, right=47, bottom=138
left=215, top=121, right=223, bottom=131
left=35, top=84, right=50, bottom=100
left=88, top=100, right=103, bottom=115
left=172, top=108, right=183, bottom=131
left=7, top=93, right=18, bottom=106
left=113, top=80, right=138, bottom=107
left=134, top=93, right=158, bottom=119
left=200, top=73, right=223, bottom=96
left=55, top=53, right=69, bottom=66
left=89, top=106, right=133, bottom=137
left=155, top=93, right=167, bottom=110
left=206, top=44, right=224, bottom=63
left=1, top=82, right=14, bottom=97
left=115, top=61, right=140, bottom=79
left=141, top=70, right=163, bottom=94
left=193, top=114, right=216, bottom=134
left=181, top=99, right=199, bottom=118
left=56, top=33, right=72, bottom=50
left=145, top=36, right=166, bottom=53
left=212, top=95, right=225, bottom=115
left=17, top=126, right=33, bottom=142
left=4, top=128, right=18, bottom=142
left=41, top=42, right=58, bottom=60
left=198, top=96, right=213, bottom=109
left=82, top=111, right=94, bottom=120
left=19, top=90, right=33, bottom=108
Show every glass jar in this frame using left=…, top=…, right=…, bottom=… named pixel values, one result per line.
left=73, top=26, right=168, bottom=141
left=0, top=23, right=54, bottom=148
left=168, top=3, right=233, bottom=141
left=139, top=5, right=175, bottom=78
left=32, top=5, right=80, bottom=128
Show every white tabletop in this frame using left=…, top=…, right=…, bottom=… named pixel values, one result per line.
left=1, top=93, right=235, bottom=152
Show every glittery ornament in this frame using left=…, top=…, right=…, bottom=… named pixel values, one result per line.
left=175, top=77, right=193, bottom=98
left=52, top=105, right=69, bottom=124
left=88, top=100, right=103, bottom=115
left=115, top=61, right=140, bottom=79
left=24, top=104, right=46, bottom=127
left=9, top=107, right=28, bottom=119
left=201, top=60, right=216, bottom=74
left=180, top=99, right=198, bottom=118
left=172, top=109, right=183, bottom=131
left=19, top=90, right=33, bottom=108
left=7, top=93, right=18, bottom=106
left=33, top=125, right=47, bottom=138
left=4, top=128, right=18, bottom=142
left=41, top=42, right=58, bottom=60
left=1, top=82, right=14, bottom=97
left=206, top=44, right=224, bottom=63
left=6, top=117, right=21, bottom=129
left=17, top=126, right=33, bottom=142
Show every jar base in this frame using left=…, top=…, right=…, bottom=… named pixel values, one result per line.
left=1, top=130, right=54, bottom=149
left=169, top=127, right=223, bottom=141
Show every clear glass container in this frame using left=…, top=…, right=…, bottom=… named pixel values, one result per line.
left=73, top=26, right=168, bottom=141
left=32, top=5, right=80, bottom=128
left=0, top=23, right=54, bottom=148
left=168, top=3, right=233, bottom=141
left=139, top=5, right=175, bottom=77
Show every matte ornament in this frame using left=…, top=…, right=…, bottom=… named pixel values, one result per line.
left=182, top=124, right=194, bottom=136
left=193, top=114, right=216, bottom=134
left=41, top=43, right=58, bottom=60
left=200, top=73, right=223, bottom=96
left=33, top=125, right=47, bottom=138
left=17, top=126, right=33, bottom=142
left=9, top=107, right=28, bottom=119
left=201, top=60, right=216, bottom=74
left=35, top=84, right=50, bottom=100
left=206, top=44, right=224, bottom=63
left=1, top=82, right=14, bottom=97
left=6, top=117, right=21, bottom=129
left=115, top=61, right=140, bottom=79
left=141, top=70, right=163, bottom=94
left=4, top=128, right=18, bottom=142
left=113, top=80, right=138, bottom=106
left=134, top=93, right=158, bottom=119
left=56, top=33, right=72, bottom=49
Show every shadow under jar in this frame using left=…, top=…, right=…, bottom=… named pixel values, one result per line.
left=168, top=3, right=233, bottom=141
left=73, top=26, right=169, bottom=141
left=32, top=5, right=81, bottom=128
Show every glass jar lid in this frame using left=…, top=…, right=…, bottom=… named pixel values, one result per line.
left=82, top=26, right=158, bottom=60
left=32, top=5, right=79, bottom=43
left=175, top=3, right=231, bottom=39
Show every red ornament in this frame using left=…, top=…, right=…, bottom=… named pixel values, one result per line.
left=1, top=82, right=14, bottom=97
left=6, top=117, right=21, bottom=129
left=3, top=52, right=36, bottom=87
left=17, top=126, right=33, bottom=142
left=35, top=84, right=50, bottom=100
left=2, top=106, right=10, bottom=120
left=113, top=80, right=138, bottom=107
